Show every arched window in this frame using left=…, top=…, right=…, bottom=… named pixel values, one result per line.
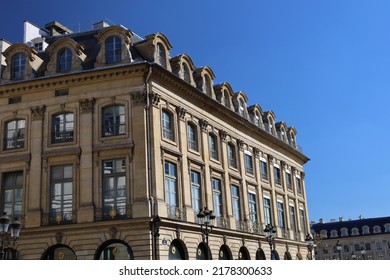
left=183, top=63, right=191, bottom=83
left=162, top=110, right=174, bottom=141
left=362, top=226, right=370, bottom=235
left=156, top=43, right=167, bottom=68
left=52, top=112, right=74, bottom=143
left=238, top=246, right=250, bottom=260
left=42, top=245, right=77, bottom=260
left=256, top=248, right=266, bottom=260
left=219, top=245, right=233, bottom=260
left=4, top=119, right=25, bottom=150
left=57, top=48, right=72, bottom=72
left=196, top=242, right=212, bottom=260
left=11, top=53, right=26, bottom=80
left=373, top=226, right=381, bottom=234
left=105, top=36, right=122, bottom=64
left=169, top=239, right=187, bottom=260
left=102, top=105, right=125, bottom=137
left=238, top=99, right=246, bottom=117
left=205, top=76, right=212, bottom=96
left=95, top=240, right=134, bottom=260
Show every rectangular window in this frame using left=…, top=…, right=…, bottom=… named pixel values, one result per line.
left=286, top=172, right=292, bottom=190
left=51, top=165, right=73, bottom=222
left=187, top=123, right=198, bottom=151
left=248, top=193, right=257, bottom=223
left=296, top=176, right=302, bottom=194
left=209, top=134, right=219, bottom=160
left=212, top=179, right=222, bottom=218
left=277, top=201, right=285, bottom=229
left=299, top=208, right=306, bottom=234
left=103, top=159, right=126, bottom=218
left=164, top=161, right=177, bottom=207
left=244, top=153, right=253, bottom=175
left=231, top=185, right=241, bottom=221
left=52, top=113, right=74, bottom=143
left=227, top=144, right=237, bottom=168
left=162, top=110, right=174, bottom=141
left=263, top=197, right=272, bottom=225
left=191, top=171, right=201, bottom=212
left=55, top=89, right=69, bottom=97
left=8, top=96, right=21, bottom=104
left=4, top=119, right=25, bottom=150
left=2, top=171, right=23, bottom=221
left=274, top=166, right=281, bottom=185
left=103, top=105, right=125, bottom=137
left=260, top=159, right=268, bottom=180
left=289, top=205, right=296, bottom=232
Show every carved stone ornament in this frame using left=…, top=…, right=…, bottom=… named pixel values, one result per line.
left=199, top=119, right=209, bottom=131
left=31, top=105, right=46, bottom=121
left=219, top=130, right=228, bottom=142
left=176, top=106, right=187, bottom=120
left=56, top=232, right=64, bottom=244
left=237, top=139, right=245, bottom=150
left=150, top=92, right=161, bottom=107
left=79, top=98, right=95, bottom=113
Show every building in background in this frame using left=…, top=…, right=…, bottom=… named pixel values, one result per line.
left=0, top=20, right=310, bottom=260
left=311, top=216, right=390, bottom=260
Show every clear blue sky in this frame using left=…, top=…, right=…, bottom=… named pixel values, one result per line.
left=1, top=0, right=389, bottom=223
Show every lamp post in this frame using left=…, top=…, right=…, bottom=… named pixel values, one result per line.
left=305, top=233, right=314, bottom=260
left=197, top=207, right=216, bottom=246
left=264, top=224, right=276, bottom=259
left=0, top=212, right=21, bottom=260
left=360, top=246, right=366, bottom=260
left=336, top=240, right=342, bottom=260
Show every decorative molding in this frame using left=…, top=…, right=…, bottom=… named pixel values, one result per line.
left=237, top=139, right=245, bottom=151
left=199, top=119, right=209, bottom=131
left=253, top=147, right=260, bottom=158
left=110, top=227, right=119, bottom=239
left=79, top=98, right=95, bottom=113
left=55, top=232, right=64, bottom=244
left=219, top=130, right=228, bottom=142
left=176, top=106, right=187, bottom=120
left=150, top=92, right=161, bottom=107
left=30, top=105, right=46, bottom=121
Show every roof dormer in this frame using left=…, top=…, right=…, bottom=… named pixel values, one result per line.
left=194, top=66, right=216, bottom=98
left=1, top=43, right=43, bottom=82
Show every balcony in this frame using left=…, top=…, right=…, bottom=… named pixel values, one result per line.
left=42, top=209, right=76, bottom=225
left=167, top=204, right=187, bottom=222
left=94, top=206, right=131, bottom=221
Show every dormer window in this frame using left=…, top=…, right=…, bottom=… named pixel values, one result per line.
left=362, top=226, right=370, bottom=235
left=105, top=36, right=122, bottom=64
left=183, top=63, right=191, bottom=83
left=57, top=48, right=72, bottom=72
left=205, top=76, right=212, bottom=97
left=11, top=53, right=26, bottom=80
left=238, top=99, right=246, bottom=117
left=156, top=43, right=167, bottom=68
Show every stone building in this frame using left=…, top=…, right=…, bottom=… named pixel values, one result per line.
left=312, top=216, right=390, bottom=260
left=0, top=20, right=310, bottom=260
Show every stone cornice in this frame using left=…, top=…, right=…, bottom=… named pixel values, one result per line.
left=0, top=63, right=148, bottom=96
left=151, top=65, right=310, bottom=164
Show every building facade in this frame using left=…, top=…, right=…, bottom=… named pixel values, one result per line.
left=311, top=216, right=390, bottom=260
left=0, top=20, right=310, bottom=260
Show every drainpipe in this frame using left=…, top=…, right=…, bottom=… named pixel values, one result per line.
left=144, top=64, right=158, bottom=259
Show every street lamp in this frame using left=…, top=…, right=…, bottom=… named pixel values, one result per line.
left=0, top=212, right=21, bottom=260
left=197, top=207, right=216, bottom=246
left=305, top=233, right=314, bottom=260
left=336, top=240, right=342, bottom=260
left=360, top=246, right=366, bottom=260
left=264, top=224, right=276, bottom=259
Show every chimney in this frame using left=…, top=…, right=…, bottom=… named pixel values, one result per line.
left=339, top=217, right=343, bottom=222
left=93, top=20, right=110, bottom=30
left=45, top=21, right=73, bottom=36
left=319, top=218, right=324, bottom=224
